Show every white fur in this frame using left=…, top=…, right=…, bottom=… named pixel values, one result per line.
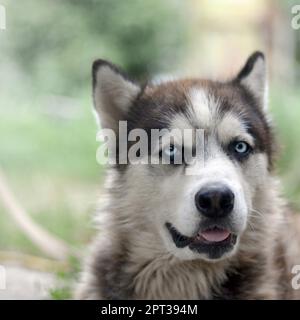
left=94, top=65, right=140, bottom=131
left=187, top=88, right=214, bottom=128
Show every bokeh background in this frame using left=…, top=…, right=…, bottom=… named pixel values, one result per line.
left=0, top=0, right=299, bottom=299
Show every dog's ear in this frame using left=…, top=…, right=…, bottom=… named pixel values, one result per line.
left=234, top=51, right=268, bottom=110
left=92, top=60, right=141, bottom=132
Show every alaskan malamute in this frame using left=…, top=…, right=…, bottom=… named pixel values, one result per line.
left=76, top=52, right=300, bottom=299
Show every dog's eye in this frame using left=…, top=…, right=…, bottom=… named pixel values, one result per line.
left=163, top=145, right=177, bottom=158
left=232, top=141, right=251, bottom=157
left=235, top=141, right=249, bottom=153
left=160, top=144, right=181, bottom=164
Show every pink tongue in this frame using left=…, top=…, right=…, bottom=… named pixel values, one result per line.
left=200, top=229, right=230, bottom=242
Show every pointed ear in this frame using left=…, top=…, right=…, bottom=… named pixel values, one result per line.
left=92, top=60, right=141, bottom=132
left=235, top=51, right=268, bottom=110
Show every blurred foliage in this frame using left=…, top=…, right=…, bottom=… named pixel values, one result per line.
left=0, top=96, right=98, bottom=254
left=0, top=0, right=187, bottom=95
left=270, top=87, right=300, bottom=209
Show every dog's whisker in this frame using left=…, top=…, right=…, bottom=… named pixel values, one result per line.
left=250, top=208, right=264, bottom=217
left=249, top=209, right=264, bottom=220
left=247, top=220, right=255, bottom=232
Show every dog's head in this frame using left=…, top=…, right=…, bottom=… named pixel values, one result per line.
left=93, top=52, right=274, bottom=261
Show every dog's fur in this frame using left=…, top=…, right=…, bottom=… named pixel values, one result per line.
left=76, top=52, right=300, bottom=299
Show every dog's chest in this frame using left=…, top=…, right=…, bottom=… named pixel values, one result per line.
left=130, top=259, right=226, bottom=299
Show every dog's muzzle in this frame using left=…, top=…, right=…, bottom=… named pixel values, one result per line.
left=166, top=183, right=238, bottom=259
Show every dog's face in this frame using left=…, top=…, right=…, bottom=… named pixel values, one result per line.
left=93, top=52, right=274, bottom=261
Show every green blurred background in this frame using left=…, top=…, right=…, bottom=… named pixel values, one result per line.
left=0, top=0, right=299, bottom=298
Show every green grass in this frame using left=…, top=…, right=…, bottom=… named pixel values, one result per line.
left=49, top=256, right=81, bottom=300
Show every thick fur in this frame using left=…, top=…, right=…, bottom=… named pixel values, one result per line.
left=76, top=52, right=300, bottom=299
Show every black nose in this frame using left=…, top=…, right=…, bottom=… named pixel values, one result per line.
left=195, top=185, right=235, bottom=218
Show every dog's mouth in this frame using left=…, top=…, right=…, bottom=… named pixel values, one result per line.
left=194, top=228, right=231, bottom=243
left=165, top=222, right=237, bottom=259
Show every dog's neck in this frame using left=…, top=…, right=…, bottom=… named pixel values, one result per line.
left=125, top=229, right=231, bottom=299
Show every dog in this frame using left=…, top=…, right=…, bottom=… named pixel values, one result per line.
left=76, top=52, right=300, bottom=299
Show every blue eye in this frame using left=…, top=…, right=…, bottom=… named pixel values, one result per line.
left=163, top=145, right=178, bottom=158
left=233, top=141, right=251, bottom=155
left=160, top=144, right=182, bottom=165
